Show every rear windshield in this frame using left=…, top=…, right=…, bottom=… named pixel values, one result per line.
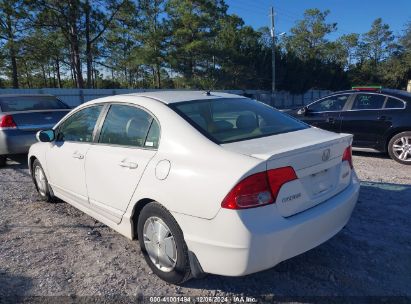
left=0, top=96, right=70, bottom=112
left=170, top=98, right=308, bottom=144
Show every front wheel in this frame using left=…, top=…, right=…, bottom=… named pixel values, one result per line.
left=32, top=159, right=54, bottom=202
left=388, top=131, right=411, bottom=165
left=137, top=202, right=191, bottom=284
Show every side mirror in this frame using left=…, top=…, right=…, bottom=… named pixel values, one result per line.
left=297, top=106, right=308, bottom=116
left=36, top=130, right=55, bottom=142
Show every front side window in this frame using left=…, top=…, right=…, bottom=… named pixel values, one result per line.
left=308, top=94, right=351, bottom=112
left=57, top=105, right=103, bottom=142
left=99, top=104, right=159, bottom=148
left=352, top=94, right=385, bottom=110
left=171, top=98, right=307, bottom=144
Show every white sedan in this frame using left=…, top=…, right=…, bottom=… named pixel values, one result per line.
left=28, top=91, right=360, bottom=284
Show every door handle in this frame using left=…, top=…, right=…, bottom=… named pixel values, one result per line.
left=119, top=160, right=138, bottom=169
left=377, top=115, right=391, bottom=121
left=72, top=152, right=84, bottom=159
left=326, top=117, right=335, bottom=123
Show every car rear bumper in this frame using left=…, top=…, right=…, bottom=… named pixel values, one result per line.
left=173, top=172, right=360, bottom=276
left=0, top=129, right=38, bottom=155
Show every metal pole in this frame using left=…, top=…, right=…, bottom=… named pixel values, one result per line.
left=270, top=6, right=275, bottom=93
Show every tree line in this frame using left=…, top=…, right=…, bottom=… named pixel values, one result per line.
left=0, top=0, right=410, bottom=93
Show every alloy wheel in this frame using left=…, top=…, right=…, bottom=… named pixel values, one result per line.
left=34, top=166, right=48, bottom=196
left=392, top=136, right=411, bottom=162
left=143, top=216, right=177, bottom=272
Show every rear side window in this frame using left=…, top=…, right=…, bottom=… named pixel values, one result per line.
left=57, top=105, right=103, bottom=142
left=171, top=98, right=307, bottom=144
left=99, top=104, right=158, bottom=148
left=384, top=97, right=405, bottom=109
left=308, top=94, right=350, bottom=112
left=145, top=119, right=160, bottom=148
left=352, top=94, right=385, bottom=110
left=0, top=96, right=69, bottom=112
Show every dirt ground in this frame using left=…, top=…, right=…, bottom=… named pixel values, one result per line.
left=0, top=152, right=410, bottom=302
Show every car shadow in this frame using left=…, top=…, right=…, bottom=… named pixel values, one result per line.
left=183, top=182, right=411, bottom=297
left=0, top=270, right=33, bottom=299
left=3, top=154, right=29, bottom=170
left=352, top=150, right=390, bottom=160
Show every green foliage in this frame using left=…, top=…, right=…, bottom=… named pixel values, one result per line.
left=281, top=8, right=349, bottom=92
left=215, top=15, right=270, bottom=89
left=285, top=9, right=336, bottom=61
left=362, top=18, right=395, bottom=64
left=0, top=2, right=409, bottom=92
left=347, top=18, right=406, bottom=88
left=165, top=0, right=228, bottom=87
left=0, top=0, right=28, bottom=88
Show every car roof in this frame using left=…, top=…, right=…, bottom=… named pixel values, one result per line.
left=380, top=89, right=411, bottom=101
left=121, top=90, right=245, bottom=104
left=327, top=89, right=411, bottom=102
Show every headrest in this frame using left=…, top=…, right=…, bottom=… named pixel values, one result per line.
left=236, top=113, right=257, bottom=130
left=214, top=120, right=233, bottom=132
left=191, top=115, right=207, bottom=130
left=126, top=118, right=148, bottom=139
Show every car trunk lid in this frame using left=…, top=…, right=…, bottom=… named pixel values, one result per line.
left=6, top=110, right=70, bottom=131
left=221, top=128, right=353, bottom=217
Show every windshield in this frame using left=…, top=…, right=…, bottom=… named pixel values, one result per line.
left=0, top=96, right=70, bottom=112
left=170, top=98, right=308, bottom=144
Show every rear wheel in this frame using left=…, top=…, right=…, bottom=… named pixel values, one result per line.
left=0, top=156, right=6, bottom=167
left=137, top=202, right=191, bottom=284
left=388, top=131, right=411, bottom=165
left=32, top=159, right=54, bottom=202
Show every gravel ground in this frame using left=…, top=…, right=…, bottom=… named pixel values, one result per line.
left=0, top=152, right=410, bottom=302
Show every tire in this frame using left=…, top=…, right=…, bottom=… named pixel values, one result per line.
left=0, top=156, right=6, bottom=167
left=388, top=131, right=411, bottom=165
left=137, top=202, right=191, bottom=284
left=32, top=159, right=54, bottom=202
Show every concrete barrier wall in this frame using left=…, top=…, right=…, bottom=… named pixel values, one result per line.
left=255, top=89, right=333, bottom=109
left=0, top=88, right=332, bottom=109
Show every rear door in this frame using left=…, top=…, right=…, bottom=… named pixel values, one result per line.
left=84, top=104, right=159, bottom=223
left=340, top=93, right=387, bottom=148
left=303, top=94, right=352, bottom=133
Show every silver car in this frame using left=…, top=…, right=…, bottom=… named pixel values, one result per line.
left=0, top=94, right=71, bottom=166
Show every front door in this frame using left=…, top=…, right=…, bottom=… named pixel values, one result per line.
left=84, top=104, right=160, bottom=223
left=303, top=94, right=352, bottom=133
left=46, top=105, right=104, bottom=205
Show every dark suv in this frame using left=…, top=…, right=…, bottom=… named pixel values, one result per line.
left=288, top=87, right=411, bottom=165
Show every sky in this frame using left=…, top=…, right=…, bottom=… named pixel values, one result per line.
left=225, top=0, right=411, bottom=40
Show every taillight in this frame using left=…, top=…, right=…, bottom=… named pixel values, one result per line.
left=342, top=145, right=353, bottom=169
left=221, top=172, right=272, bottom=209
left=0, top=115, right=17, bottom=129
left=221, top=166, right=297, bottom=210
left=267, top=167, right=298, bottom=200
